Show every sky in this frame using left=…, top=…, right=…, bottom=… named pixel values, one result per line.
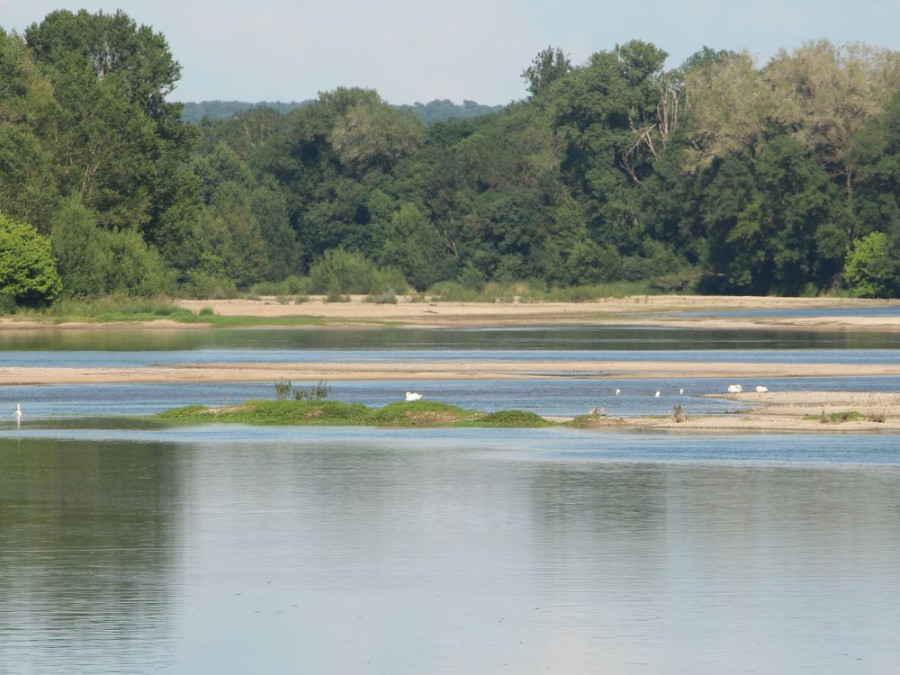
left=2, top=1, right=899, bottom=105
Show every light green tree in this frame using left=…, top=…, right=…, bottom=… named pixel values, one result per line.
left=0, top=215, right=62, bottom=306
left=844, top=232, right=897, bottom=297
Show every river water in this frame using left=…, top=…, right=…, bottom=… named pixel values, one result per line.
left=1, top=325, right=900, bottom=673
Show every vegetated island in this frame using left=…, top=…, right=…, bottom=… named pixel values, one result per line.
left=154, top=390, right=900, bottom=433
left=156, top=399, right=551, bottom=428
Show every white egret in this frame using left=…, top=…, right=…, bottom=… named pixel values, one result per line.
left=405, top=392, right=422, bottom=402
left=654, top=390, right=660, bottom=398
left=15, top=403, right=22, bottom=427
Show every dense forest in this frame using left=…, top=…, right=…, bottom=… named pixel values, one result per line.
left=2, top=9, right=900, bottom=308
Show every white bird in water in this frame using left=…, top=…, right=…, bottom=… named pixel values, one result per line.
left=755, top=385, right=769, bottom=393
left=615, top=388, right=621, bottom=396
left=15, top=403, right=22, bottom=425
left=405, top=392, right=422, bottom=402
left=654, top=390, right=661, bottom=398
left=727, top=384, right=743, bottom=394
left=679, top=388, right=684, bottom=395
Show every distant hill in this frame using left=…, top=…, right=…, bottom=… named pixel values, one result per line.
left=180, top=98, right=505, bottom=125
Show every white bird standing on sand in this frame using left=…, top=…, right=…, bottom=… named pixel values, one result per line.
left=405, top=392, right=422, bottom=402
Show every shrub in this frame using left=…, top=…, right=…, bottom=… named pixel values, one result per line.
left=0, top=215, right=62, bottom=307
left=308, top=248, right=407, bottom=295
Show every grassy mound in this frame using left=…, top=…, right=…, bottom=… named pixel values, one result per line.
left=155, top=399, right=553, bottom=428
left=157, top=400, right=371, bottom=425
left=470, top=410, right=549, bottom=427
left=368, top=401, right=481, bottom=426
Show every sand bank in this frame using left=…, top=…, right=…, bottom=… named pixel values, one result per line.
left=5, top=359, right=900, bottom=386
left=172, top=295, right=900, bottom=331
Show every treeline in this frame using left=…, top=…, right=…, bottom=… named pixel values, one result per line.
left=181, top=99, right=504, bottom=125
left=2, top=9, right=900, bottom=309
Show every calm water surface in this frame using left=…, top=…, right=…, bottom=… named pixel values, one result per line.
left=2, top=325, right=900, bottom=673
left=1, top=429, right=899, bottom=674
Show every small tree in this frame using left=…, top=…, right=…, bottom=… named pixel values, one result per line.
left=844, top=232, right=898, bottom=298
left=0, top=215, right=62, bottom=307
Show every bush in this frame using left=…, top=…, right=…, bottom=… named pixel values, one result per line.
left=183, top=270, right=237, bottom=299
left=308, top=248, right=407, bottom=295
left=0, top=215, right=62, bottom=307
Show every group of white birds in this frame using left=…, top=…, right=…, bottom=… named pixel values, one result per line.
left=728, top=384, right=769, bottom=394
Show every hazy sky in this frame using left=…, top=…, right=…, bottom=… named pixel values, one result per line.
left=3, top=1, right=899, bottom=105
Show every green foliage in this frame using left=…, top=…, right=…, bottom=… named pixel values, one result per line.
left=0, top=215, right=62, bottom=307
left=274, top=379, right=292, bottom=401
left=294, top=381, right=331, bottom=401
left=365, top=401, right=481, bottom=426
left=308, top=248, right=407, bottom=295
left=844, top=232, right=897, bottom=297
left=5, top=14, right=900, bottom=300
left=473, top=410, right=549, bottom=427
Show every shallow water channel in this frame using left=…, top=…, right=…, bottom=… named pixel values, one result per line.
left=1, top=325, right=900, bottom=673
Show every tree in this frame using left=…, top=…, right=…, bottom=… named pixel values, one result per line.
left=0, top=215, right=62, bottom=306
left=522, top=46, right=571, bottom=100
left=844, top=232, right=897, bottom=297
left=25, top=10, right=195, bottom=234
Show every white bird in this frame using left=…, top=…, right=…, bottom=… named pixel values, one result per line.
left=615, top=388, right=621, bottom=396
left=15, top=403, right=22, bottom=424
left=679, top=388, right=684, bottom=395
left=755, top=385, right=769, bottom=393
left=727, top=384, right=743, bottom=394
left=654, top=390, right=661, bottom=398
left=405, top=392, right=422, bottom=402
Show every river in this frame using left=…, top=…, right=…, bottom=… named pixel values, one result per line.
left=1, top=325, right=899, bottom=673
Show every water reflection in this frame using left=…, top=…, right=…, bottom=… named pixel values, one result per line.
left=2, top=324, right=900, bottom=355
left=0, top=439, right=182, bottom=673
left=2, top=432, right=899, bottom=673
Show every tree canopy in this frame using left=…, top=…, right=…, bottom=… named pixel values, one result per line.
left=3, top=10, right=900, bottom=303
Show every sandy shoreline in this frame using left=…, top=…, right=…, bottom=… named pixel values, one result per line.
left=1, top=294, right=899, bottom=332
left=170, top=294, right=900, bottom=332
left=4, top=359, right=900, bottom=386
left=3, top=295, right=900, bottom=432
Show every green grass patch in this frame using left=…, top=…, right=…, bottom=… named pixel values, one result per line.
left=17, top=296, right=336, bottom=327
left=154, top=399, right=558, bottom=428
left=804, top=410, right=868, bottom=423
left=367, top=401, right=481, bottom=426
left=32, top=297, right=206, bottom=324
left=467, top=410, right=549, bottom=427
left=160, top=400, right=371, bottom=425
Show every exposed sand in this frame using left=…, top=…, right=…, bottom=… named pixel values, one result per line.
left=3, top=295, right=900, bottom=432
left=592, top=390, right=900, bottom=433
left=172, top=294, right=900, bottom=331
left=4, top=358, right=900, bottom=386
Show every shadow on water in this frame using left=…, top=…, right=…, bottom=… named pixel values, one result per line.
left=0, top=438, right=184, bottom=673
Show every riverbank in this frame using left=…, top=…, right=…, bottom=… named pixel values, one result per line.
left=173, top=294, right=900, bottom=332
left=4, top=358, right=900, bottom=386
left=2, top=294, right=899, bottom=332
left=586, top=390, right=900, bottom=433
